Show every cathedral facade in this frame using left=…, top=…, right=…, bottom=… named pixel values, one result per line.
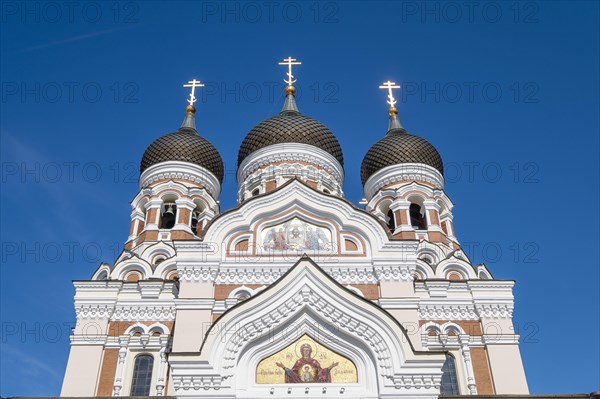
left=60, top=61, right=529, bottom=398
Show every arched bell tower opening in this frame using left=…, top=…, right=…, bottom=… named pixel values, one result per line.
left=407, top=196, right=428, bottom=230
left=386, top=208, right=396, bottom=232
left=160, top=195, right=178, bottom=230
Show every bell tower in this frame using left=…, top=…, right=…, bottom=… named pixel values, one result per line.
left=125, top=80, right=224, bottom=249
left=361, top=81, right=457, bottom=247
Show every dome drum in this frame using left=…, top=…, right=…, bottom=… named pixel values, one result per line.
left=237, top=142, right=344, bottom=201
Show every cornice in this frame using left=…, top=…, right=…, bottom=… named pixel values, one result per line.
left=364, top=163, right=444, bottom=200
left=139, top=160, right=221, bottom=198
left=237, top=142, right=344, bottom=186
left=112, top=305, right=176, bottom=321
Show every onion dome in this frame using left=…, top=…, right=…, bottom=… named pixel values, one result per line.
left=237, top=86, right=343, bottom=168
left=361, top=86, right=443, bottom=185
left=140, top=105, right=224, bottom=183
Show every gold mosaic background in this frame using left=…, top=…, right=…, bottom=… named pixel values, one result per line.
left=256, top=334, right=358, bottom=384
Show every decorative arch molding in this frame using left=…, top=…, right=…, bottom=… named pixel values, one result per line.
left=436, top=259, right=477, bottom=280
left=154, top=259, right=177, bottom=280
left=366, top=180, right=454, bottom=221
left=237, top=312, right=377, bottom=395
left=371, top=195, right=395, bottom=215
left=237, top=143, right=344, bottom=188
left=130, top=179, right=219, bottom=216
left=344, top=285, right=365, bottom=297
left=440, top=321, right=465, bottom=336
left=228, top=285, right=266, bottom=300
left=239, top=161, right=343, bottom=202
left=414, top=262, right=432, bottom=280
left=421, top=321, right=467, bottom=339
left=139, top=160, right=221, bottom=199
left=142, top=180, right=189, bottom=200
left=364, top=163, right=445, bottom=201
left=188, top=187, right=218, bottom=210
left=222, top=209, right=347, bottom=259
left=201, top=180, right=401, bottom=262
left=124, top=323, right=146, bottom=336
left=91, top=263, right=112, bottom=280
left=340, top=233, right=365, bottom=254
left=139, top=242, right=177, bottom=273
left=418, top=250, right=439, bottom=266
left=124, top=322, right=171, bottom=336
left=169, top=257, right=445, bottom=397
left=421, top=321, right=442, bottom=336
left=140, top=241, right=176, bottom=261
left=476, top=265, right=493, bottom=279
left=112, top=257, right=153, bottom=281
left=226, top=232, right=255, bottom=256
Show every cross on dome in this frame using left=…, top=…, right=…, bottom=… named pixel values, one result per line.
left=379, top=80, right=401, bottom=108
left=278, top=57, right=302, bottom=86
left=183, top=79, right=205, bottom=106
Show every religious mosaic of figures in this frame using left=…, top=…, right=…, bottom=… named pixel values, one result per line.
left=261, top=218, right=333, bottom=252
left=256, top=334, right=358, bottom=384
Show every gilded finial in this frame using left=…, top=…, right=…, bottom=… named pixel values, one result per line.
left=285, top=85, right=296, bottom=95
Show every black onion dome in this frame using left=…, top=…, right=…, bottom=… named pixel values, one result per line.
left=237, top=110, right=344, bottom=168
left=361, top=128, right=443, bottom=185
left=140, top=127, right=224, bottom=183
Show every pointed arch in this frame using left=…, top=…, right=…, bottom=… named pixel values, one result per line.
left=170, top=257, right=445, bottom=396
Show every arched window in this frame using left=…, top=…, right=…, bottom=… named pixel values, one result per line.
left=130, top=354, right=154, bottom=396
left=251, top=188, right=260, bottom=197
left=440, top=354, right=459, bottom=395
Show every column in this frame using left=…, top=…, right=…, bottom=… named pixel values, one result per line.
left=112, top=335, right=130, bottom=396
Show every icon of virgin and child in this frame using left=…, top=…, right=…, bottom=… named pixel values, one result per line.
left=275, top=343, right=339, bottom=383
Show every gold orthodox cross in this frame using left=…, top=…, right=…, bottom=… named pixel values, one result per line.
left=379, top=80, right=401, bottom=107
left=278, top=57, right=302, bottom=85
left=183, top=79, right=205, bottom=106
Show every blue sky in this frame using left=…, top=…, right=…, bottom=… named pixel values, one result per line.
left=1, top=0, right=598, bottom=395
